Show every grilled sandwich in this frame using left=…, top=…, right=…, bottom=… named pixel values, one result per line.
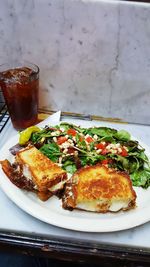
left=1, top=145, right=67, bottom=201
left=62, top=164, right=136, bottom=213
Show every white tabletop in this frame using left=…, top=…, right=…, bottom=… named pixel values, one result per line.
left=0, top=117, right=150, bottom=248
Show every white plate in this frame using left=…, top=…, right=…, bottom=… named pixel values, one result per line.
left=0, top=131, right=150, bottom=232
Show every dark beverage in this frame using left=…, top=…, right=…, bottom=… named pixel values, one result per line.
left=0, top=62, right=39, bottom=130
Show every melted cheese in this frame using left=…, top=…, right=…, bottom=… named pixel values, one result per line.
left=22, top=165, right=32, bottom=181
left=77, top=200, right=106, bottom=212
left=77, top=199, right=130, bottom=212
left=109, top=200, right=129, bottom=212
left=50, top=180, right=66, bottom=192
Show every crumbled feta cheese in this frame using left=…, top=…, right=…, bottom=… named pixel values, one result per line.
left=97, top=149, right=102, bottom=154
left=68, top=139, right=74, bottom=144
left=118, top=147, right=122, bottom=153
left=123, top=146, right=128, bottom=151
left=41, top=137, right=45, bottom=143
left=110, top=149, right=117, bottom=154
left=59, top=157, right=62, bottom=164
left=106, top=144, right=111, bottom=150
left=115, top=143, right=121, bottom=148
left=63, top=148, right=68, bottom=154
left=53, top=137, right=57, bottom=142
left=106, top=143, right=121, bottom=151
left=101, top=141, right=106, bottom=145
left=51, top=131, right=60, bottom=136
left=64, top=143, right=70, bottom=149
left=60, top=127, right=65, bottom=132
left=66, top=153, right=74, bottom=156
left=86, top=145, right=90, bottom=151
left=93, top=134, right=98, bottom=140
left=60, top=141, right=70, bottom=149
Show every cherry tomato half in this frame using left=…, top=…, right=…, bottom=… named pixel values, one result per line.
left=67, top=128, right=77, bottom=136
left=101, top=148, right=107, bottom=155
left=95, top=143, right=105, bottom=150
left=86, top=136, right=94, bottom=143
left=101, top=159, right=109, bottom=165
left=57, top=136, right=67, bottom=145
left=101, top=159, right=113, bottom=165
left=120, top=147, right=128, bottom=157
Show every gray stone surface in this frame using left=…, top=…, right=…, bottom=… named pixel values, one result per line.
left=1, top=1, right=150, bottom=124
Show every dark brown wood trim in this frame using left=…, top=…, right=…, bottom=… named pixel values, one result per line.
left=0, top=231, right=149, bottom=264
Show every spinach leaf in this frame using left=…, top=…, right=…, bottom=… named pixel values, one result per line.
left=60, top=122, right=85, bottom=133
left=39, top=143, right=62, bottom=162
left=110, top=154, right=141, bottom=174
left=128, top=150, right=150, bottom=167
left=31, top=128, right=53, bottom=143
left=128, top=156, right=140, bottom=173
left=114, top=155, right=130, bottom=171
left=80, top=154, right=105, bottom=166
left=62, top=160, right=77, bottom=174
left=130, top=169, right=150, bottom=188
left=31, top=131, right=45, bottom=143
left=115, top=130, right=131, bottom=141
left=137, top=151, right=150, bottom=165
left=83, top=127, right=117, bottom=143
left=75, top=134, right=87, bottom=150
left=98, top=136, right=115, bottom=143
left=59, top=122, right=71, bottom=131
left=89, top=127, right=117, bottom=137
left=123, top=140, right=139, bottom=152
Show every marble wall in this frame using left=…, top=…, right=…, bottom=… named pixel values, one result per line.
left=0, top=0, right=150, bottom=124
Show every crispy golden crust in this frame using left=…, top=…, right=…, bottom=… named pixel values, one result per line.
left=0, top=159, right=35, bottom=191
left=62, top=164, right=136, bottom=213
left=1, top=159, right=54, bottom=201
left=37, top=190, right=53, bottom=201
left=0, top=145, right=67, bottom=201
left=16, top=146, right=67, bottom=191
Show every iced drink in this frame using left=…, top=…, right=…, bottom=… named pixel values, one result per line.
left=0, top=63, right=39, bottom=130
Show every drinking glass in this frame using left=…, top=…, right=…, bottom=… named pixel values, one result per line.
left=0, top=61, right=39, bottom=130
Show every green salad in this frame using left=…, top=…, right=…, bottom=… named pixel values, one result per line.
left=19, top=122, right=150, bottom=189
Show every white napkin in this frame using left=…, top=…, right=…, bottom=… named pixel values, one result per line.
left=37, top=111, right=61, bottom=128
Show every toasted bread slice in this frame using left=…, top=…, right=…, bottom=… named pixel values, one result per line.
left=0, top=159, right=36, bottom=191
left=1, top=145, right=67, bottom=201
left=62, top=165, right=136, bottom=213
left=15, top=145, right=67, bottom=192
